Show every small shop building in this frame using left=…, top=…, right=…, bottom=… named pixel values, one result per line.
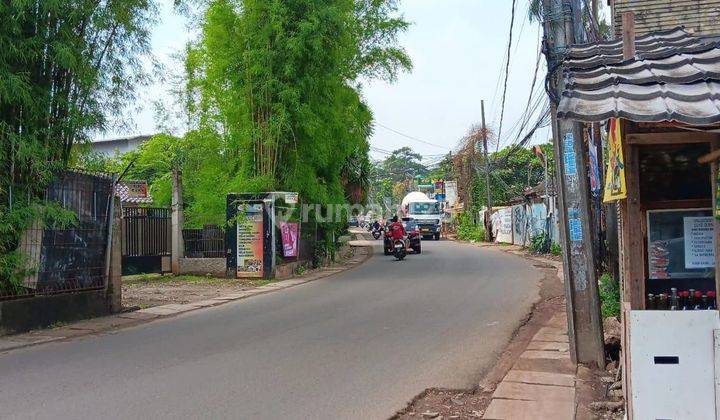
left=558, top=26, right=720, bottom=419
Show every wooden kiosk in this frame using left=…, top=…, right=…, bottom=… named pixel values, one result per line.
left=557, top=25, right=720, bottom=419
left=618, top=122, right=720, bottom=419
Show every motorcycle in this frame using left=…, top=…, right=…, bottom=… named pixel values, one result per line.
left=371, top=227, right=382, bottom=240
left=392, top=238, right=407, bottom=261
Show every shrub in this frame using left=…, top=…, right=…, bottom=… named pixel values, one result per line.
left=457, top=213, right=485, bottom=242
left=529, top=231, right=550, bottom=254
left=599, top=273, right=621, bottom=319
left=550, top=242, right=562, bottom=256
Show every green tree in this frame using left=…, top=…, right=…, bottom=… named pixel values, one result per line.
left=97, top=0, right=411, bottom=229
left=428, top=153, right=454, bottom=181
left=472, top=142, right=555, bottom=209
left=380, top=147, right=428, bottom=183
left=1, top=0, right=157, bottom=292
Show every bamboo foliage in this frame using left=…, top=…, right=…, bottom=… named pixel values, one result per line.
left=0, top=0, right=157, bottom=291
left=184, top=0, right=411, bottom=208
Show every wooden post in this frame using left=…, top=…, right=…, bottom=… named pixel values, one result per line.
left=621, top=123, right=645, bottom=309
left=622, top=12, right=636, bottom=60
left=712, top=140, right=720, bottom=309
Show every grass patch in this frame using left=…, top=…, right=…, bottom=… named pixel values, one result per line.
left=123, top=274, right=238, bottom=287
left=254, top=279, right=272, bottom=287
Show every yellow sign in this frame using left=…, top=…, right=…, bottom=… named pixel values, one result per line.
left=603, top=118, right=627, bottom=202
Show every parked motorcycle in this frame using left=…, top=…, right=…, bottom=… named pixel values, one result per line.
left=371, top=227, right=382, bottom=240
left=392, top=238, right=407, bottom=261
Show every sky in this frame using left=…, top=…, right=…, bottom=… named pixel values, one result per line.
left=101, top=0, right=567, bottom=165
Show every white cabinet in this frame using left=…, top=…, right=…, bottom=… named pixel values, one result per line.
left=629, top=310, right=720, bottom=419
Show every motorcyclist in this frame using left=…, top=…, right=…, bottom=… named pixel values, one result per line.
left=389, top=216, right=406, bottom=243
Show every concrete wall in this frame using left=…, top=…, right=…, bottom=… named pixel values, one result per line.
left=491, top=201, right=560, bottom=246
left=0, top=197, right=122, bottom=336
left=0, top=291, right=110, bottom=336
left=178, top=258, right=227, bottom=277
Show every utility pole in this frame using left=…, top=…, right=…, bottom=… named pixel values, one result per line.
left=171, top=168, right=184, bottom=275
left=542, top=0, right=605, bottom=367
left=481, top=100, right=493, bottom=241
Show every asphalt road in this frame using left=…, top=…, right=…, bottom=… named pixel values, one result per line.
left=0, top=239, right=541, bottom=420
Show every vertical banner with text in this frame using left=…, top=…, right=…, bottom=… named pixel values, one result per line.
left=236, top=204, right=265, bottom=278
left=280, top=221, right=298, bottom=258
left=603, top=118, right=627, bottom=202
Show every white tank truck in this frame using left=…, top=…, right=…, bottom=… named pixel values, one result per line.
left=401, top=191, right=442, bottom=240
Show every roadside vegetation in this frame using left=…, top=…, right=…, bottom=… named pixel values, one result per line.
left=1, top=1, right=157, bottom=293
left=599, top=273, right=621, bottom=319
left=82, top=0, right=411, bottom=241
left=2, top=0, right=413, bottom=294
left=456, top=213, right=485, bottom=242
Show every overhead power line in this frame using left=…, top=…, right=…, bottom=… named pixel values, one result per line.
left=495, top=0, right=518, bottom=151
left=375, top=123, right=449, bottom=150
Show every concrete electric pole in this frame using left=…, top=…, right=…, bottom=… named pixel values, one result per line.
left=541, top=0, right=605, bottom=367
left=481, top=100, right=493, bottom=241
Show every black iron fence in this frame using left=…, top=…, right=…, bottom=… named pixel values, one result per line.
left=183, top=225, right=225, bottom=258
left=121, top=207, right=171, bottom=275
left=122, top=207, right=170, bottom=257
left=3, top=170, right=114, bottom=301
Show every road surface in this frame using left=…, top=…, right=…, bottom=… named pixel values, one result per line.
left=0, top=239, right=541, bottom=420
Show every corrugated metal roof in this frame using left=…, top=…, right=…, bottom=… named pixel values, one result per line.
left=558, top=28, right=720, bottom=125
left=565, top=27, right=711, bottom=69
left=559, top=81, right=720, bottom=124
left=613, top=0, right=720, bottom=38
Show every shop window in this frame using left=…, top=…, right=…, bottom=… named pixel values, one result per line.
left=639, top=144, right=711, bottom=203
left=647, top=209, right=715, bottom=280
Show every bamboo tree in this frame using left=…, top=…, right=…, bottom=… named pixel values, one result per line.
left=0, top=0, right=157, bottom=293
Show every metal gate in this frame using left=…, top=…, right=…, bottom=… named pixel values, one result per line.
left=121, top=207, right=171, bottom=275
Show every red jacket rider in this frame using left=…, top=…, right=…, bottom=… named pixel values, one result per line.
left=389, top=216, right=406, bottom=240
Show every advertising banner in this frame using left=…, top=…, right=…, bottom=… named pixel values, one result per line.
left=512, top=205, right=527, bottom=246
left=603, top=118, right=627, bottom=202
left=589, top=129, right=601, bottom=196
left=280, top=221, right=299, bottom=257
left=236, top=204, right=264, bottom=278
left=445, top=181, right=458, bottom=207
left=284, top=192, right=299, bottom=204
left=684, top=216, right=715, bottom=269
left=493, top=207, right=513, bottom=244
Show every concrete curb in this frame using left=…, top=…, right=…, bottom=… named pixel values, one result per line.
left=0, top=237, right=374, bottom=354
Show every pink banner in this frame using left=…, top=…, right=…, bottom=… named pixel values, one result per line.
left=280, top=222, right=298, bottom=257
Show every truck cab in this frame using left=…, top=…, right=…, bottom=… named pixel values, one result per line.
left=407, top=200, right=441, bottom=240
left=401, top=192, right=442, bottom=241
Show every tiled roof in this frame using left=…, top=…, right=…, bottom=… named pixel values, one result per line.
left=558, top=27, right=720, bottom=125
